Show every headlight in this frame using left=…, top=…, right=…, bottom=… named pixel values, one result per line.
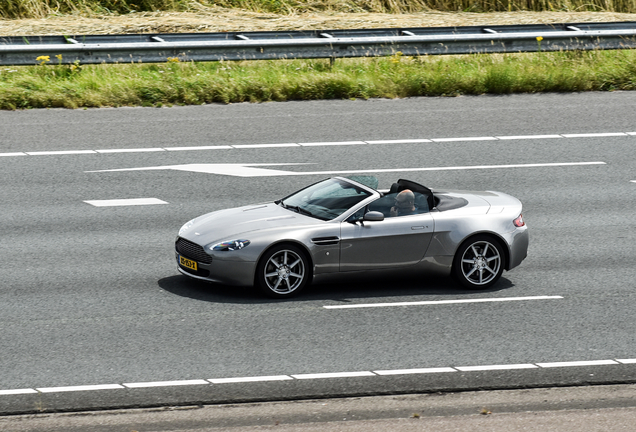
left=179, top=219, right=195, bottom=235
left=210, top=240, right=251, bottom=251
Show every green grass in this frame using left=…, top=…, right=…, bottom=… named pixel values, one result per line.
left=1, top=49, right=635, bottom=109
left=1, top=0, right=636, bottom=18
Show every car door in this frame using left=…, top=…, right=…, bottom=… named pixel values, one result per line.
left=339, top=212, right=434, bottom=272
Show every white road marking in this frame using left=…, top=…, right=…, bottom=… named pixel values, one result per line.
left=87, top=162, right=606, bottom=177
left=561, top=133, right=627, bottom=138
left=455, top=364, right=538, bottom=371
left=373, top=367, right=456, bottom=375
left=37, top=384, right=124, bottom=393
left=123, top=380, right=209, bottom=388
left=323, top=296, right=564, bottom=309
left=536, top=360, right=619, bottom=368
left=496, top=135, right=562, bottom=140
left=300, top=141, right=367, bottom=146
left=26, top=150, right=97, bottom=155
left=2, top=131, right=634, bottom=157
left=96, top=148, right=165, bottom=153
left=165, top=145, right=233, bottom=151
left=0, top=389, right=38, bottom=395
left=291, top=371, right=376, bottom=379
left=431, top=136, right=498, bottom=142
left=366, top=139, right=432, bottom=144
left=84, top=198, right=168, bottom=207
left=297, top=162, right=606, bottom=177
left=233, top=143, right=300, bottom=148
left=2, top=358, right=634, bottom=396
left=209, top=376, right=293, bottom=384
left=86, top=163, right=313, bottom=177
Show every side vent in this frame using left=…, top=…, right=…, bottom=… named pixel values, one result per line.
left=311, top=236, right=340, bottom=246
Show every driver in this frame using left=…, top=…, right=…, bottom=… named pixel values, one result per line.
left=390, top=189, right=417, bottom=217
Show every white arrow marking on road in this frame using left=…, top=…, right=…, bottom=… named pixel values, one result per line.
left=86, top=163, right=312, bottom=177
left=86, top=161, right=606, bottom=177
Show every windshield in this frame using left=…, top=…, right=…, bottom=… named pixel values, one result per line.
left=279, top=178, right=373, bottom=220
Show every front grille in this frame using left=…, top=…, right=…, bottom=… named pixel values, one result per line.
left=175, top=237, right=212, bottom=264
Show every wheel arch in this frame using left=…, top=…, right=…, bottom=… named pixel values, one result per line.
left=454, top=231, right=511, bottom=271
left=253, top=240, right=315, bottom=286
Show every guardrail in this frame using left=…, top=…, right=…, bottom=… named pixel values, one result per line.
left=1, top=21, right=635, bottom=65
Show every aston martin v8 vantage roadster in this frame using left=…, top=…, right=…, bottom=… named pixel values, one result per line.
left=176, top=177, right=528, bottom=298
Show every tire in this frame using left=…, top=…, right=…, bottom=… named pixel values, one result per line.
left=256, top=244, right=310, bottom=298
left=452, top=235, right=505, bottom=290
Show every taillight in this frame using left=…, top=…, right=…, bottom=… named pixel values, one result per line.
left=513, top=214, right=525, bottom=227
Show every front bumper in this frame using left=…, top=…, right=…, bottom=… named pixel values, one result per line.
left=176, top=251, right=258, bottom=286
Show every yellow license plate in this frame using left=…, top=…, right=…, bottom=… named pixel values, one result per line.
left=179, top=255, right=198, bottom=271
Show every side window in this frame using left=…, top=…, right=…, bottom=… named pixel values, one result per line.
left=367, top=194, right=395, bottom=217
left=384, top=191, right=429, bottom=218
left=360, top=190, right=431, bottom=220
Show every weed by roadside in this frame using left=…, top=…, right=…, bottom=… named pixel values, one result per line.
left=1, top=49, right=635, bottom=109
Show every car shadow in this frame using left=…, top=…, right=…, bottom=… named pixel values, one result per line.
left=158, top=273, right=515, bottom=305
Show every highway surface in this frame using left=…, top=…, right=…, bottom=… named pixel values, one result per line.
left=1, top=92, right=635, bottom=414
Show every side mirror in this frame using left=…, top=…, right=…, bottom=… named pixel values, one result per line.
left=363, top=211, right=384, bottom=222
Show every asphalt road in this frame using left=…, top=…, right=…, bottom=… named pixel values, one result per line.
left=1, top=92, right=635, bottom=414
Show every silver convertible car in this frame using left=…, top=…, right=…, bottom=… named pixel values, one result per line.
left=176, top=177, right=528, bottom=298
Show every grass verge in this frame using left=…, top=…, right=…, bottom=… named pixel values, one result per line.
left=1, top=49, right=635, bottom=110
left=3, top=0, right=635, bottom=19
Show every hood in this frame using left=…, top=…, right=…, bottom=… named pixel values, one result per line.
left=179, top=203, right=316, bottom=245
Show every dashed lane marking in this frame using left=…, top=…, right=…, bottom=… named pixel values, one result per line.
left=232, top=143, right=300, bottom=149
left=373, top=368, right=456, bottom=375
left=209, top=376, right=293, bottom=384
left=123, top=380, right=209, bottom=388
left=2, top=131, right=635, bottom=157
left=561, top=133, right=628, bottom=138
left=96, top=148, right=165, bottom=154
left=431, top=136, right=498, bottom=142
left=536, top=360, right=619, bottom=368
left=84, top=198, right=169, bottom=207
left=456, top=364, right=538, bottom=371
left=165, top=145, right=233, bottom=151
left=26, top=150, right=96, bottom=156
left=291, top=372, right=377, bottom=379
left=2, top=358, right=634, bottom=396
left=36, top=384, right=124, bottom=393
left=0, top=389, right=38, bottom=395
left=496, top=135, right=562, bottom=140
left=323, top=296, right=564, bottom=309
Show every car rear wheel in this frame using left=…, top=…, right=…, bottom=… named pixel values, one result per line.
left=256, top=244, right=310, bottom=298
left=453, top=235, right=505, bottom=289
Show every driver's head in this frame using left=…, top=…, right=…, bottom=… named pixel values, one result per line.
left=395, top=189, right=415, bottom=209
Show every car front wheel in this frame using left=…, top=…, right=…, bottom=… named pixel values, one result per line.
left=256, top=244, right=310, bottom=298
left=453, top=235, right=505, bottom=289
